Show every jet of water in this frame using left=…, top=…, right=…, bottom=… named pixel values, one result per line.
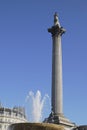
left=26, top=90, right=50, bottom=122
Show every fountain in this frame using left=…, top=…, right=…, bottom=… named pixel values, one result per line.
left=7, top=89, right=64, bottom=130
left=8, top=123, right=64, bottom=130
left=8, top=90, right=64, bottom=130
left=25, top=90, right=50, bottom=122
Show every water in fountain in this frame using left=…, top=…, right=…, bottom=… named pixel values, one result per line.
left=25, top=90, right=50, bottom=122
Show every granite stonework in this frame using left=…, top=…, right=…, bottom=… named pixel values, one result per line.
left=8, top=123, right=64, bottom=130
left=44, top=13, right=76, bottom=129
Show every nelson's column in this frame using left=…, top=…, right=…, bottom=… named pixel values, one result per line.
left=44, top=13, right=76, bottom=129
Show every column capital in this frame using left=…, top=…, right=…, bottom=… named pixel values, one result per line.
left=48, top=25, right=66, bottom=37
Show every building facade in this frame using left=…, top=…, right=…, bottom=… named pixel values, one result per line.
left=0, top=106, right=27, bottom=130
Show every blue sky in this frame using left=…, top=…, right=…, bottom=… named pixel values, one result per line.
left=0, top=0, right=87, bottom=125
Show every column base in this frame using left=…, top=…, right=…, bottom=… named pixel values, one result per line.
left=43, top=112, right=76, bottom=130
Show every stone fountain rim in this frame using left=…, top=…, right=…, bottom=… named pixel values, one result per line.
left=9, top=122, right=64, bottom=129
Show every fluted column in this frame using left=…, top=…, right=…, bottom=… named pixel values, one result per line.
left=48, top=13, right=65, bottom=116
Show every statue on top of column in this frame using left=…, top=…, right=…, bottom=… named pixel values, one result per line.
left=54, top=12, right=61, bottom=27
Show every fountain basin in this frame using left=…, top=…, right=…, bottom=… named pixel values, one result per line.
left=8, top=123, right=64, bottom=130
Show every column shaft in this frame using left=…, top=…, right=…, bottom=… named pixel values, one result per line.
left=52, top=34, right=63, bottom=115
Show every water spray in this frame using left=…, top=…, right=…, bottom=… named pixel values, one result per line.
left=26, top=90, right=50, bottom=122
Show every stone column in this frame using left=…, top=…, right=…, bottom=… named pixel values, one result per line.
left=48, top=13, right=65, bottom=116
left=44, top=13, right=76, bottom=129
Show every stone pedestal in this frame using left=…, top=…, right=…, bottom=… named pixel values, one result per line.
left=44, top=113, right=76, bottom=129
